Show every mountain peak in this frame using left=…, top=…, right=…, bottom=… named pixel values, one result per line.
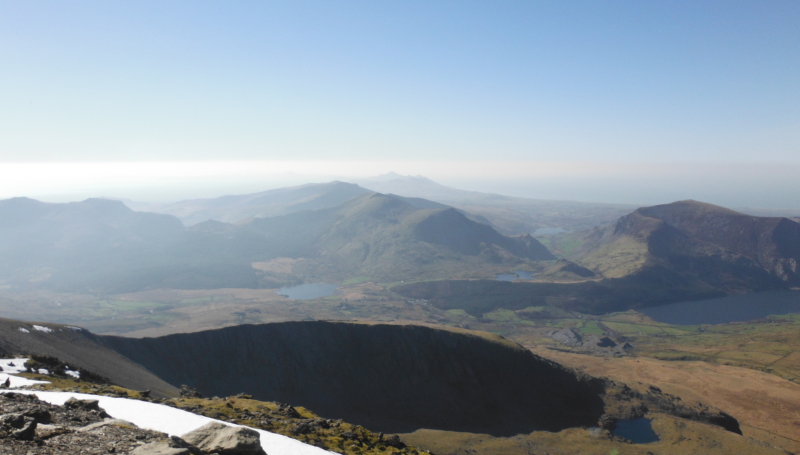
left=637, top=200, right=743, bottom=219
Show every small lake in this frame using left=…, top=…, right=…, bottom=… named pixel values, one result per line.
left=641, top=290, right=800, bottom=325
left=496, top=271, right=538, bottom=281
left=612, top=418, right=659, bottom=443
left=277, top=283, right=338, bottom=300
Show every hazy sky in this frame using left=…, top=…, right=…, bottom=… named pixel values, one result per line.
left=1, top=1, right=799, bottom=206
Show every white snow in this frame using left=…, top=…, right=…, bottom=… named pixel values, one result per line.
left=8, top=391, right=334, bottom=455
left=0, top=358, right=51, bottom=388
left=0, top=373, right=49, bottom=388
left=65, top=369, right=81, bottom=379
left=18, top=327, right=30, bottom=333
left=33, top=325, right=53, bottom=333
left=0, top=359, right=28, bottom=374
left=37, top=368, right=50, bottom=375
left=0, top=359, right=332, bottom=454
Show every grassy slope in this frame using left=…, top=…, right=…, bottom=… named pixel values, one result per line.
left=399, top=412, right=785, bottom=455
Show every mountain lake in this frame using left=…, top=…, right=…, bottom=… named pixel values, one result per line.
left=612, top=418, right=659, bottom=443
left=277, top=283, right=338, bottom=300
left=641, top=289, right=800, bottom=325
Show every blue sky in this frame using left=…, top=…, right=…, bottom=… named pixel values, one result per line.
left=1, top=1, right=799, bottom=205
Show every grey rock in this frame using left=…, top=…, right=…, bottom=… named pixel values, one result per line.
left=181, top=422, right=266, bottom=455
left=549, top=328, right=582, bottom=347
left=80, top=418, right=138, bottom=431
left=130, top=441, right=192, bottom=455
left=1, top=412, right=37, bottom=439
left=180, top=385, right=203, bottom=398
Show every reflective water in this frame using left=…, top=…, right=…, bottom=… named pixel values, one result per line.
left=641, top=290, right=800, bottom=325
left=496, top=273, right=518, bottom=281
left=277, top=283, right=338, bottom=300
left=514, top=270, right=537, bottom=280
left=612, top=418, right=659, bottom=443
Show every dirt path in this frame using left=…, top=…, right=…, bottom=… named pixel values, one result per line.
left=529, top=346, right=800, bottom=453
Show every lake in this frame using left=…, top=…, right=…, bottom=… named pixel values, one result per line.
left=277, top=283, right=338, bottom=300
left=641, top=289, right=800, bottom=325
left=496, top=271, right=538, bottom=281
left=612, top=418, right=659, bottom=443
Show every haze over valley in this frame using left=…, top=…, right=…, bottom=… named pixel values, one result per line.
left=2, top=2, right=800, bottom=455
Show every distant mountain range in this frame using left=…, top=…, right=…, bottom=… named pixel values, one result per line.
left=0, top=192, right=553, bottom=292
left=124, top=181, right=369, bottom=226
left=3, top=183, right=797, bottom=313
left=123, top=175, right=639, bottom=234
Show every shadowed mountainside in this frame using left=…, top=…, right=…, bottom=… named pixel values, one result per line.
left=103, top=321, right=604, bottom=436
left=0, top=317, right=177, bottom=396
left=0, top=197, right=265, bottom=292
left=392, top=269, right=723, bottom=316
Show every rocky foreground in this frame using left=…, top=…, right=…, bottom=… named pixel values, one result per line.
left=0, top=392, right=273, bottom=455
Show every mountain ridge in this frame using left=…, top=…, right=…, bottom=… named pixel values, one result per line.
left=573, top=199, right=800, bottom=287
left=0, top=192, right=554, bottom=291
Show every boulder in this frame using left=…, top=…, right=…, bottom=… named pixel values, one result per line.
left=131, top=435, right=203, bottom=455
left=80, top=418, right=138, bottom=432
left=181, top=422, right=265, bottom=455
left=131, top=441, right=192, bottom=455
left=1, top=413, right=37, bottom=440
left=180, top=385, right=203, bottom=398
left=64, top=397, right=106, bottom=413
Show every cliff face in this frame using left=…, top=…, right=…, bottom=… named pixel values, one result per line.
left=572, top=200, right=800, bottom=288
left=103, top=321, right=605, bottom=436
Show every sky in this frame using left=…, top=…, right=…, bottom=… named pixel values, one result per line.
left=1, top=1, right=799, bottom=207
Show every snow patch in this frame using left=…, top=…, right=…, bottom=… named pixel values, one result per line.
left=0, top=373, right=49, bottom=388
left=67, top=326, right=82, bottom=331
left=9, top=391, right=334, bottom=455
left=37, top=368, right=50, bottom=375
left=0, top=359, right=28, bottom=374
left=33, top=325, right=53, bottom=333
left=65, top=369, right=81, bottom=379
left=0, top=359, right=51, bottom=388
left=18, top=327, right=29, bottom=333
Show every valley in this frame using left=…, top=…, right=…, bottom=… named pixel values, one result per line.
left=1, top=182, right=800, bottom=454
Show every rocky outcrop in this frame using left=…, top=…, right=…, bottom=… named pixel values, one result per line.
left=0, top=392, right=171, bottom=453
left=548, top=329, right=634, bottom=356
left=0, top=392, right=267, bottom=455
left=600, top=382, right=742, bottom=435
